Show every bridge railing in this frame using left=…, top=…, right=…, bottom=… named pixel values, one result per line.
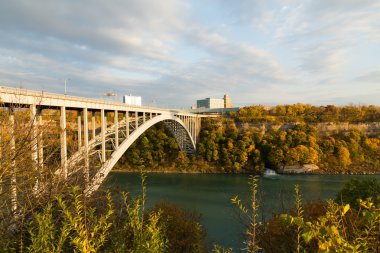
left=0, top=86, right=176, bottom=112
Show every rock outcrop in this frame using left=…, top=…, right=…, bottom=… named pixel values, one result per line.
left=279, top=164, right=319, bottom=174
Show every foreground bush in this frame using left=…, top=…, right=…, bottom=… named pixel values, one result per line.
left=336, top=178, right=380, bottom=209
left=105, top=174, right=168, bottom=253
left=148, top=201, right=208, bottom=253
left=1, top=174, right=169, bottom=253
left=221, top=178, right=380, bottom=253
left=270, top=182, right=379, bottom=252
left=27, top=186, right=114, bottom=253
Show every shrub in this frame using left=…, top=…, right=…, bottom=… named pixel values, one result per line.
left=335, top=179, right=380, bottom=209
left=148, top=201, right=208, bottom=253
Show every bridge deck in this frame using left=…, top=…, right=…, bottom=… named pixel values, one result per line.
left=0, top=86, right=196, bottom=116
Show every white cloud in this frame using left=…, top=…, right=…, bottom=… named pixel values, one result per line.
left=0, top=0, right=379, bottom=106
left=354, top=70, right=380, bottom=83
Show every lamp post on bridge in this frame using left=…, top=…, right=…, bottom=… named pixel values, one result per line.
left=64, top=78, right=70, bottom=95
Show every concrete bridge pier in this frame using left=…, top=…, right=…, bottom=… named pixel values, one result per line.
left=91, top=111, right=96, bottom=140
left=9, top=108, right=17, bottom=212
left=101, top=109, right=106, bottom=163
left=77, top=110, right=82, bottom=150
left=114, top=110, right=118, bottom=149
left=37, top=109, right=43, bottom=171
left=125, top=111, right=130, bottom=138
left=30, top=105, right=38, bottom=171
left=135, top=111, right=138, bottom=130
left=60, top=106, right=67, bottom=178
left=83, top=108, right=89, bottom=184
left=30, top=104, right=43, bottom=191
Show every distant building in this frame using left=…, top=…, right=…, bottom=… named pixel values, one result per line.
left=196, top=94, right=232, bottom=109
left=224, top=94, right=232, bottom=108
left=123, top=94, right=142, bottom=106
left=197, top=98, right=224, bottom=109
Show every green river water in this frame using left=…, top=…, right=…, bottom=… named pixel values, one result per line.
left=104, top=172, right=380, bottom=251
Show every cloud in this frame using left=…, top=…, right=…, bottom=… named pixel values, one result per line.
left=0, top=0, right=300, bottom=107
left=273, top=1, right=380, bottom=77
left=223, top=1, right=380, bottom=78
left=0, top=0, right=379, bottom=107
left=0, top=0, right=187, bottom=62
left=354, top=70, right=380, bottom=83
left=0, top=1, right=188, bottom=94
left=137, top=26, right=301, bottom=106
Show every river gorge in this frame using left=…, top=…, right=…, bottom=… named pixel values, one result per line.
left=105, top=172, right=380, bottom=250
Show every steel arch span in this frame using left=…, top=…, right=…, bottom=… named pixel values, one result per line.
left=84, top=113, right=198, bottom=194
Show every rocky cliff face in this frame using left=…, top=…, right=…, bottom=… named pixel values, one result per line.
left=238, top=122, right=380, bottom=135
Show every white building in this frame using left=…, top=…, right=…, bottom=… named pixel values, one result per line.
left=196, top=97, right=225, bottom=109
left=123, top=95, right=142, bottom=106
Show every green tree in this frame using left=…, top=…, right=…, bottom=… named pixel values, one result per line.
left=337, top=146, right=351, bottom=168
left=175, top=151, right=190, bottom=168
left=336, top=179, right=380, bottom=209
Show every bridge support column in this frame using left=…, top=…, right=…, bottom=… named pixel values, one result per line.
left=189, top=117, right=193, bottom=140
left=31, top=105, right=44, bottom=190
left=30, top=105, right=38, bottom=168
left=60, top=106, right=67, bottom=178
left=77, top=111, right=82, bottom=150
left=114, top=110, right=118, bottom=149
left=125, top=111, right=129, bottom=138
left=9, top=108, right=17, bottom=212
left=135, top=111, right=138, bottom=129
left=190, top=117, right=193, bottom=136
left=193, top=117, right=196, bottom=142
left=92, top=111, right=96, bottom=140
left=37, top=110, right=43, bottom=170
left=101, top=109, right=106, bottom=163
left=194, top=118, right=197, bottom=145
left=150, top=112, right=152, bottom=120
left=143, top=112, right=145, bottom=123
left=194, top=117, right=197, bottom=144
left=30, top=104, right=40, bottom=191
left=197, top=117, right=201, bottom=144
left=83, top=108, right=89, bottom=184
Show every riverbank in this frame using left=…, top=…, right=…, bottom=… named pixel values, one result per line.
left=112, top=168, right=380, bottom=175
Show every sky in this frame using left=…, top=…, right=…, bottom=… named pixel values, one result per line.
left=0, top=0, right=379, bottom=108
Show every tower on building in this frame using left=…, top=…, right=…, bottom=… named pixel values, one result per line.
left=224, top=94, right=232, bottom=108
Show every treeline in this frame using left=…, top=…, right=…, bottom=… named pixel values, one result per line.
left=117, top=119, right=380, bottom=174
left=197, top=119, right=380, bottom=173
left=230, top=104, right=380, bottom=123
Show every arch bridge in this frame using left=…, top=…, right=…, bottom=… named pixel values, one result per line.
left=0, top=86, right=201, bottom=202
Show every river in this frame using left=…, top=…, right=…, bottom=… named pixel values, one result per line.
left=104, top=172, right=380, bottom=251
